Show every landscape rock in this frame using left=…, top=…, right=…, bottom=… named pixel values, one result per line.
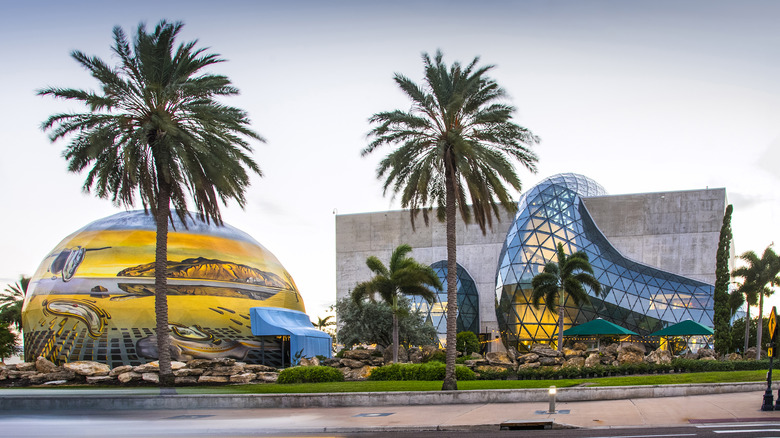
left=87, top=376, right=115, bottom=384
left=339, top=358, right=366, bottom=369
left=563, top=357, right=585, bottom=367
left=517, top=353, right=539, bottom=364
left=15, top=363, right=36, bottom=372
left=35, top=357, right=59, bottom=374
left=173, top=368, right=204, bottom=377
left=244, top=364, right=276, bottom=373
left=63, top=361, right=111, bottom=376
left=109, top=365, right=134, bottom=377
left=342, top=349, right=372, bottom=361
left=205, top=365, right=245, bottom=376
left=617, top=350, right=644, bottom=365
left=142, top=373, right=160, bottom=383
left=382, top=345, right=408, bottom=363
left=342, top=365, right=373, bottom=380
left=299, top=357, right=320, bottom=367
left=255, top=372, right=278, bottom=383
left=584, top=353, right=601, bottom=367
left=117, top=372, right=142, bottom=383
left=646, top=349, right=672, bottom=365
left=486, top=351, right=515, bottom=366
left=518, top=362, right=540, bottom=369
left=175, top=376, right=198, bottom=385
left=229, top=373, right=257, bottom=383
left=198, top=375, right=229, bottom=384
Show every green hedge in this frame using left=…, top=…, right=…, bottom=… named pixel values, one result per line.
left=368, top=362, right=476, bottom=381
left=277, top=366, right=345, bottom=384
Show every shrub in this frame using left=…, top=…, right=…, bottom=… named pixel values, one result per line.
left=368, top=362, right=476, bottom=381
left=277, top=366, right=345, bottom=384
left=456, top=331, right=480, bottom=355
left=422, top=350, right=446, bottom=363
left=476, top=367, right=515, bottom=380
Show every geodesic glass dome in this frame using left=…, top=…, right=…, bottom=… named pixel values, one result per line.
left=410, top=261, right=480, bottom=347
left=495, top=173, right=714, bottom=351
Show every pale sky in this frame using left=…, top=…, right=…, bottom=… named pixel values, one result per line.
left=1, top=0, right=779, bottom=320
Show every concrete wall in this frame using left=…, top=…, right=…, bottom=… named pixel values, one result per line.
left=335, top=210, right=509, bottom=337
left=582, top=188, right=727, bottom=284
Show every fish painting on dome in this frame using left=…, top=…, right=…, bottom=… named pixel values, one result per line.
left=23, top=211, right=306, bottom=367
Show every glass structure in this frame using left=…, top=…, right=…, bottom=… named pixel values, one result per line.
left=495, top=173, right=714, bottom=351
left=411, top=261, right=480, bottom=347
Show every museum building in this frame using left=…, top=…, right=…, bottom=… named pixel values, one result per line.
left=336, top=173, right=731, bottom=351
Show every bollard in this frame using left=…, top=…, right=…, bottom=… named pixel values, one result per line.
left=548, top=385, right=557, bottom=414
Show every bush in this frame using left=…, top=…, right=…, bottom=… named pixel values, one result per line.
left=422, top=350, right=446, bottom=363
left=476, top=367, right=515, bottom=380
left=277, top=366, right=345, bottom=384
left=368, top=362, right=476, bottom=381
left=456, top=331, right=480, bottom=355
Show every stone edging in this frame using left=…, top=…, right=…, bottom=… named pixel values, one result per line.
left=0, top=381, right=775, bottom=411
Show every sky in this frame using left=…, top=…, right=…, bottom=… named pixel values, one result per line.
left=1, top=0, right=779, bottom=320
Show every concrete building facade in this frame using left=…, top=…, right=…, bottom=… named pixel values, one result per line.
left=336, top=173, right=729, bottom=350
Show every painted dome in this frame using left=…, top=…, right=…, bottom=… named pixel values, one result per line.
left=23, top=211, right=304, bottom=367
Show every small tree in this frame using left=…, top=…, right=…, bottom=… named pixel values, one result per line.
left=456, top=331, right=480, bottom=356
left=335, top=297, right=437, bottom=349
left=352, top=244, right=441, bottom=363
left=713, top=205, right=733, bottom=355
left=0, top=275, right=29, bottom=331
left=0, top=323, right=19, bottom=362
left=531, top=242, right=603, bottom=351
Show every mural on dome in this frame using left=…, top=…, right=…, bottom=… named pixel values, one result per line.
left=495, top=173, right=714, bottom=351
left=23, top=211, right=305, bottom=367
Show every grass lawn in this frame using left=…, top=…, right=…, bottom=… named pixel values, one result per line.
left=174, top=369, right=771, bottom=394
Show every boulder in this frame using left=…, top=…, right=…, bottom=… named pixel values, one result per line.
left=531, top=346, right=562, bottom=358
left=617, top=342, right=646, bottom=355
left=342, top=365, right=373, bottom=380
left=244, top=364, right=277, bottom=373
left=117, top=372, right=142, bottom=383
left=15, top=362, right=36, bottom=372
left=339, top=358, right=366, bottom=369
left=342, top=349, right=372, bottom=361
left=198, top=375, right=229, bottom=384
left=87, top=376, right=115, bottom=384
left=29, top=370, right=76, bottom=383
left=63, top=361, right=111, bottom=376
left=142, top=373, right=160, bottom=383
left=205, top=365, right=245, bottom=376
left=109, top=365, right=134, bottom=377
left=485, top=352, right=515, bottom=366
left=572, top=342, right=588, bottom=351
left=408, top=348, right=423, bottom=364
left=35, top=357, right=59, bottom=374
left=421, top=345, right=442, bottom=362
left=727, top=352, right=742, bottom=361
left=255, top=372, right=279, bottom=383
left=173, top=368, right=204, bottom=377
left=370, top=357, right=385, bottom=366
left=174, top=376, right=198, bottom=385
left=229, top=373, right=257, bottom=383
left=186, top=359, right=214, bottom=369
left=134, top=361, right=186, bottom=373
left=299, top=357, right=320, bottom=367
left=696, top=348, right=716, bottom=360
left=539, top=356, right=563, bottom=366
left=617, top=350, right=644, bottom=365
left=210, top=358, right=237, bottom=367
left=584, top=353, right=601, bottom=367
left=563, top=348, right=584, bottom=358
left=517, top=353, right=539, bottom=364
left=646, top=349, right=672, bottom=365
left=464, top=359, right=488, bottom=367
left=382, top=345, right=408, bottom=363
left=518, top=362, right=540, bottom=369
left=563, top=357, right=585, bottom=368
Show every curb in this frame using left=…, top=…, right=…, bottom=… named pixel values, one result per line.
left=0, top=381, right=775, bottom=411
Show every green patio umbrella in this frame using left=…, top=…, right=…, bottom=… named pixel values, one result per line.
left=562, top=318, right=638, bottom=349
left=648, top=320, right=714, bottom=353
left=648, top=320, right=714, bottom=337
left=562, top=318, right=638, bottom=336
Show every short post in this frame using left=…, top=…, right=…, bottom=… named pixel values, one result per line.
left=548, top=385, right=557, bottom=414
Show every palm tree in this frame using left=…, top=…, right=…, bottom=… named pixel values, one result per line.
left=732, top=246, right=780, bottom=359
left=0, top=276, right=29, bottom=331
left=39, top=20, right=262, bottom=385
left=363, top=51, right=539, bottom=390
left=313, top=315, right=335, bottom=331
left=351, top=244, right=442, bottom=363
left=731, top=279, right=758, bottom=354
left=531, top=242, right=603, bottom=352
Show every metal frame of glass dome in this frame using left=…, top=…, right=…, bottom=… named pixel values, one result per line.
left=495, top=173, right=714, bottom=351
left=410, top=261, right=480, bottom=347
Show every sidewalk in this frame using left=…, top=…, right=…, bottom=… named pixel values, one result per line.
left=1, top=387, right=779, bottom=432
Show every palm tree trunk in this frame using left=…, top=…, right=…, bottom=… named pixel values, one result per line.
left=392, top=312, right=399, bottom=364
left=155, top=179, right=174, bottom=387
left=756, top=294, right=764, bottom=360
left=442, top=151, right=458, bottom=391
left=557, top=290, right=564, bottom=352
left=744, top=305, right=751, bottom=355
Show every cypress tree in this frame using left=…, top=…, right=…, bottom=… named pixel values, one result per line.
left=713, top=204, right=733, bottom=355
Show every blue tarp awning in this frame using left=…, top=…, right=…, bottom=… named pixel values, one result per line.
left=250, top=307, right=332, bottom=360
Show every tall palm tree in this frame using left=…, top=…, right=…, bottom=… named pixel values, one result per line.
left=351, top=244, right=442, bottom=363
left=531, top=242, right=603, bottom=352
left=363, top=51, right=539, bottom=390
left=733, top=246, right=780, bottom=359
left=0, top=276, right=29, bottom=331
left=313, top=315, right=335, bottom=331
left=39, top=20, right=262, bottom=385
